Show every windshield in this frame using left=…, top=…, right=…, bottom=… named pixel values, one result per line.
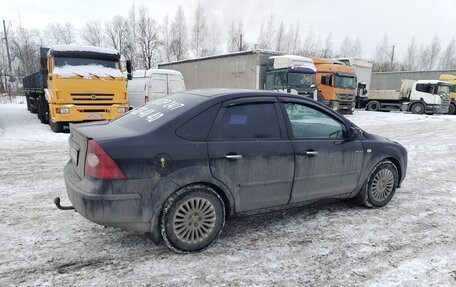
left=334, top=75, right=357, bottom=89
left=436, top=85, right=450, bottom=95
left=288, top=73, right=316, bottom=87
left=54, top=57, right=119, bottom=69
left=450, top=85, right=456, bottom=93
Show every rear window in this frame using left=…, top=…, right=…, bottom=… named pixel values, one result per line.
left=111, top=93, right=205, bottom=131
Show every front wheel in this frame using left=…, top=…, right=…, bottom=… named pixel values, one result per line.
left=448, top=103, right=456, bottom=115
left=160, top=185, right=225, bottom=253
left=50, top=120, right=64, bottom=133
left=410, top=102, right=425, bottom=114
left=356, top=160, right=399, bottom=207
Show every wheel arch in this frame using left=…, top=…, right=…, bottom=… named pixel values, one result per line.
left=384, top=156, right=402, bottom=187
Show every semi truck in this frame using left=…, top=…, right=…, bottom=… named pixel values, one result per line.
left=311, top=57, right=357, bottom=114
left=158, top=50, right=317, bottom=99
left=338, top=57, right=373, bottom=108
left=439, top=74, right=456, bottom=114
left=23, top=45, right=131, bottom=132
left=366, top=79, right=451, bottom=114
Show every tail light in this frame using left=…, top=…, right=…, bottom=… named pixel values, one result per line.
left=145, top=95, right=149, bottom=103
left=85, top=140, right=127, bottom=179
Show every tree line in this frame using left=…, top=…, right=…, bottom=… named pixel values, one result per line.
left=1, top=3, right=455, bottom=93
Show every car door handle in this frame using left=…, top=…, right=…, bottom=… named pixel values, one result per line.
left=305, top=151, right=318, bottom=156
left=225, top=154, right=243, bottom=160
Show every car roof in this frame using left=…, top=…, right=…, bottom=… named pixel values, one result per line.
left=181, top=88, right=314, bottom=102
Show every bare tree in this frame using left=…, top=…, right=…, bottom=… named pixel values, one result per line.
left=206, top=20, right=220, bottom=56
left=339, top=35, right=353, bottom=57
left=161, top=15, right=173, bottom=62
left=257, top=15, right=275, bottom=50
left=44, top=22, right=75, bottom=45
left=427, top=35, right=441, bottom=70
left=439, top=38, right=456, bottom=69
left=285, top=22, right=301, bottom=54
left=402, top=37, right=419, bottom=71
left=10, top=26, right=41, bottom=76
left=170, top=6, right=187, bottom=60
left=373, top=34, right=394, bottom=72
left=299, top=28, right=320, bottom=57
left=275, top=21, right=286, bottom=52
left=352, top=37, right=362, bottom=57
left=105, top=15, right=129, bottom=55
left=136, top=6, right=161, bottom=69
left=321, top=33, right=334, bottom=58
left=191, top=2, right=208, bottom=57
left=82, top=21, right=104, bottom=46
left=226, top=20, right=247, bottom=52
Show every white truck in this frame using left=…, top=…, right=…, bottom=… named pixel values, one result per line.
left=338, top=57, right=373, bottom=108
left=158, top=50, right=317, bottom=99
left=366, top=79, right=451, bottom=114
left=127, top=69, right=185, bottom=108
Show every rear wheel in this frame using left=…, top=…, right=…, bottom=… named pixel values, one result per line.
left=160, top=185, right=225, bottom=253
left=410, top=102, right=425, bottom=114
left=37, top=96, right=49, bottom=124
left=356, top=160, right=399, bottom=207
left=366, top=100, right=381, bottom=111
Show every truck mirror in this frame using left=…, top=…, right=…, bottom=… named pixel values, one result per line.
left=126, top=60, right=132, bottom=80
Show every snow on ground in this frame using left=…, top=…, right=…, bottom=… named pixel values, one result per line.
left=0, top=105, right=455, bottom=286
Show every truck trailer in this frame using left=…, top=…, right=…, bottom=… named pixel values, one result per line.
left=439, top=74, right=456, bottom=114
left=311, top=57, right=358, bottom=114
left=367, top=79, right=451, bottom=114
left=23, top=45, right=131, bottom=132
left=158, top=50, right=317, bottom=99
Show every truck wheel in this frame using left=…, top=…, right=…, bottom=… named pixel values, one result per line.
left=356, top=160, right=399, bottom=208
left=26, top=96, right=31, bottom=112
left=160, top=184, right=225, bottom=253
left=448, top=103, right=456, bottom=115
left=366, top=101, right=381, bottom=111
left=37, top=97, right=49, bottom=124
left=50, top=120, right=63, bottom=133
left=410, top=102, right=425, bottom=114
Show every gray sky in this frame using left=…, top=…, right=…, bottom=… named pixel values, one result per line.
left=1, top=0, right=455, bottom=60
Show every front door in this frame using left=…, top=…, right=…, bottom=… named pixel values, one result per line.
left=281, top=101, right=364, bottom=203
left=207, top=98, right=294, bottom=212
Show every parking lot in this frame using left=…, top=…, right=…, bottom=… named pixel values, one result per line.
left=1, top=103, right=455, bottom=286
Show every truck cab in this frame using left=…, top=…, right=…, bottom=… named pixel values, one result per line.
left=406, top=80, right=451, bottom=114
left=265, top=55, right=317, bottom=99
left=439, top=74, right=456, bottom=114
left=311, top=57, right=357, bottom=114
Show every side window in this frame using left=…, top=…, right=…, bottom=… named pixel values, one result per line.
left=210, top=103, right=281, bottom=140
left=284, top=103, right=346, bottom=139
left=274, top=72, right=287, bottom=86
left=177, top=104, right=219, bottom=140
left=151, top=79, right=166, bottom=93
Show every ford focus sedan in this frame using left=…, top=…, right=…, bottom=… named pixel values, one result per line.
left=62, top=89, right=407, bottom=253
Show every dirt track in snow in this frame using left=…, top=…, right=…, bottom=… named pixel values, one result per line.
left=0, top=104, right=455, bottom=286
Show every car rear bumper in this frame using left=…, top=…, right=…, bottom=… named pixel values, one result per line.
left=63, top=163, right=149, bottom=231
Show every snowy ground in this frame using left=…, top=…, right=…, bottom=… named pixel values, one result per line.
left=0, top=103, right=455, bottom=286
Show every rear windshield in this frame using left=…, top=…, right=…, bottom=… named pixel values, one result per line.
left=111, top=93, right=205, bottom=131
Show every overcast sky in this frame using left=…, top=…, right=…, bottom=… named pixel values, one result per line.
left=1, top=0, right=455, bottom=60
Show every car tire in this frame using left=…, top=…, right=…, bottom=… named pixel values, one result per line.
left=366, top=101, right=381, bottom=111
left=356, top=160, right=399, bottom=208
left=160, top=184, right=225, bottom=253
left=410, top=102, right=425, bottom=114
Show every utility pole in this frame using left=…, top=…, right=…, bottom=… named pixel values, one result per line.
left=239, top=34, right=243, bottom=52
left=2, top=20, right=12, bottom=73
left=390, top=45, right=395, bottom=71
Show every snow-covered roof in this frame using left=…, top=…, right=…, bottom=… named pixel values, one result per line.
left=50, top=45, right=119, bottom=56
left=54, top=65, right=124, bottom=79
left=132, top=69, right=183, bottom=78
left=416, top=80, right=451, bottom=85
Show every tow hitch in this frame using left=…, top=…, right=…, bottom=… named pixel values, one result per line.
left=54, top=197, right=75, bottom=210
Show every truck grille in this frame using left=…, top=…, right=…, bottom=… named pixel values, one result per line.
left=441, top=95, right=451, bottom=114
left=337, top=94, right=355, bottom=102
left=70, top=94, right=115, bottom=101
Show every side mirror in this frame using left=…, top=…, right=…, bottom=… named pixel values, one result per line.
left=349, top=126, right=363, bottom=139
left=126, top=60, right=132, bottom=80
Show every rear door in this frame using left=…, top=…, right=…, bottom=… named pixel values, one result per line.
left=280, top=100, right=364, bottom=202
left=207, top=97, right=294, bottom=212
left=149, top=74, right=167, bottom=100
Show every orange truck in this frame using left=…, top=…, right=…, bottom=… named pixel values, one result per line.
left=311, top=57, right=357, bottom=114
